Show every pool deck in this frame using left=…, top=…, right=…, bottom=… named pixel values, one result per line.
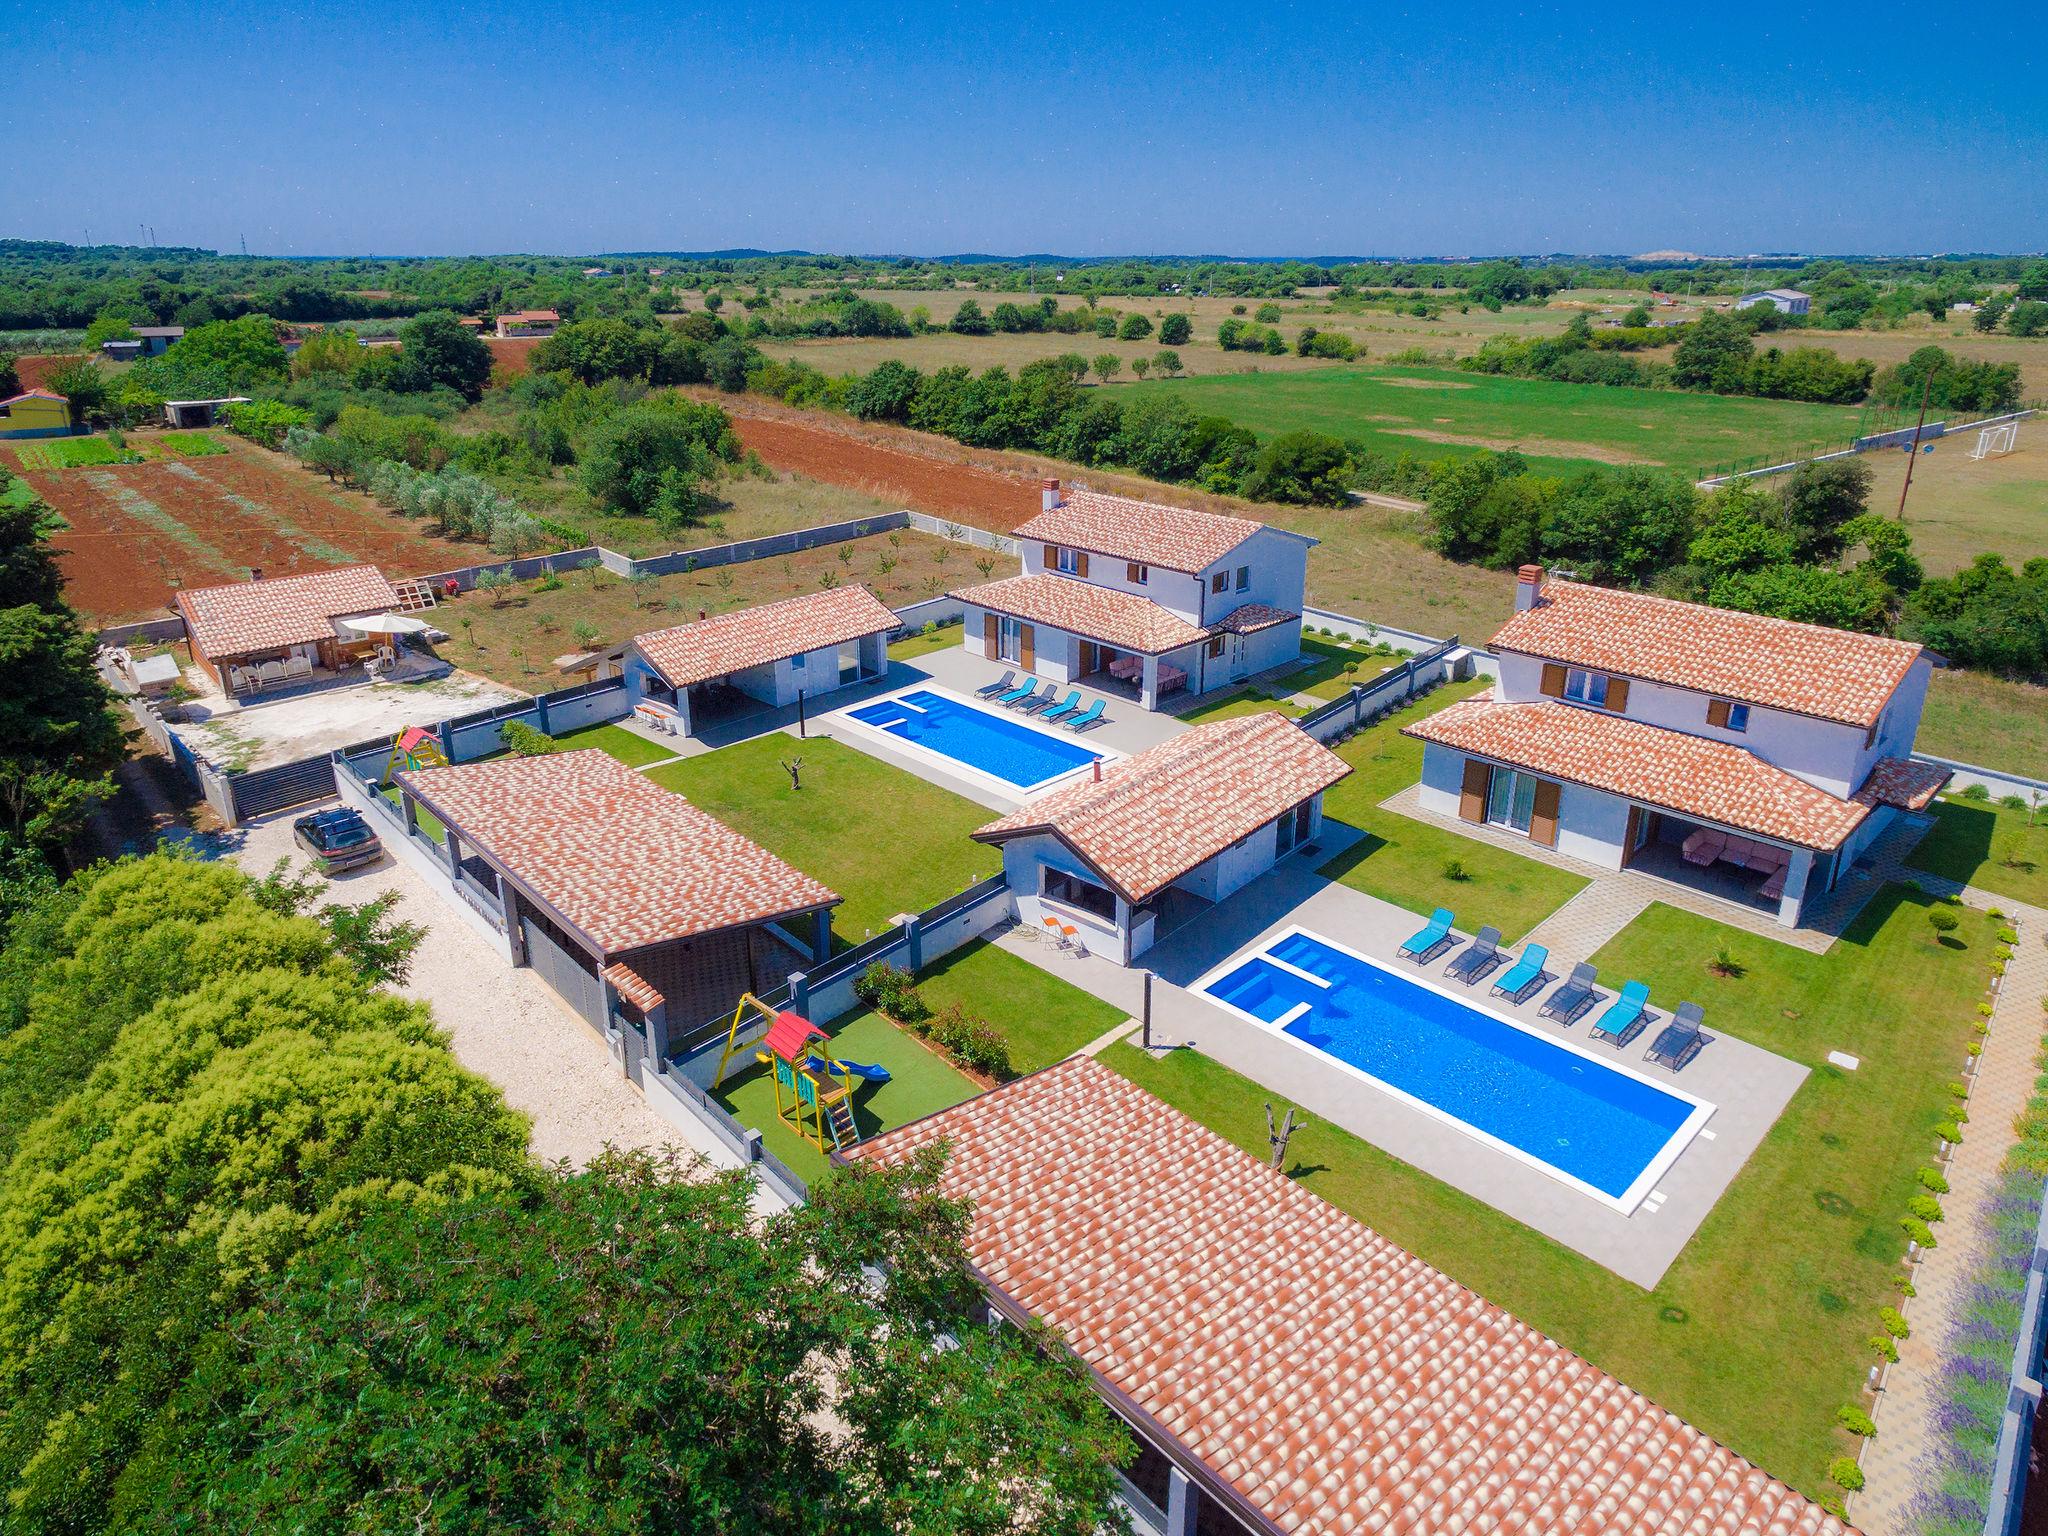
left=1000, top=818, right=1810, bottom=1289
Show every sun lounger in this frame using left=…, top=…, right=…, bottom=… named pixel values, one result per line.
left=1590, top=980, right=1652, bottom=1046
left=993, top=678, right=1037, bottom=705
left=1014, top=685, right=1063, bottom=715
left=1039, top=690, right=1085, bottom=723
left=1444, top=925, right=1503, bottom=984
left=1490, top=943, right=1550, bottom=1004
left=1539, top=962, right=1602, bottom=1025
left=1065, top=699, right=1107, bottom=732
left=1398, top=907, right=1455, bottom=964
left=1644, top=1001, right=1710, bottom=1072
left=976, top=670, right=1018, bottom=698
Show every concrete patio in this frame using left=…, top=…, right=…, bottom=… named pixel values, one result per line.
left=997, top=816, right=1810, bottom=1289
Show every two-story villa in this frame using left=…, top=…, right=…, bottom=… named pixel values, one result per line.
left=952, top=480, right=1316, bottom=711
left=1408, top=566, right=1951, bottom=928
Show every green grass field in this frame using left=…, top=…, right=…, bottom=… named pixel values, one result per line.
left=1106, top=884, right=1994, bottom=1499
left=1907, top=794, right=2048, bottom=908
left=155, top=431, right=227, bottom=457
left=1128, top=364, right=1867, bottom=478
left=913, top=938, right=1128, bottom=1073
left=13, top=436, right=140, bottom=470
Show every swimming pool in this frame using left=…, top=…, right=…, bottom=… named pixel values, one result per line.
left=838, top=687, right=1107, bottom=793
left=1195, top=926, right=1712, bottom=1212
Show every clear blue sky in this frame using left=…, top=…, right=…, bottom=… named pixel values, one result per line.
left=4, top=0, right=2041, bottom=258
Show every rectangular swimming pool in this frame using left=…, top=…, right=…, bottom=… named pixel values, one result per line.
left=839, top=687, right=1106, bottom=793
left=1195, top=926, right=1712, bottom=1212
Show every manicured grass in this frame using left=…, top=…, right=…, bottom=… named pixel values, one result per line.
left=1908, top=795, right=2048, bottom=908
left=914, top=938, right=1129, bottom=1073
left=1128, top=364, right=1867, bottom=479
left=1174, top=691, right=1308, bottom=725
left=1315, top=677, right=1587, bottom=943
left=889, top=625, right=965, bottom=661
left=1105, top=884, right=1996, bottom=1499
left=155, top=430, right=227, bottom=457
left=14, top=436, right=140, bottom=470
left=1918, top=669, right=2048, bottom=782
left=712, top=1007, right=977, bottom=1183
left=644, top=735, right=999, bottom=946
left=1289, top=634, right=1404, bottom=701
left=551, top=720, right=681, bottom=768
left=375, top=784, right=445, bottom=844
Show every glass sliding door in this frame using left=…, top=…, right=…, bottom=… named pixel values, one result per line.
left=1486, top=768, right=1538, bottom=833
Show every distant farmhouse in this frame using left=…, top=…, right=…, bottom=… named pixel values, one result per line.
left=495, top=309, right=561, bottom=338
left=0, top=389, right=73, bottom=439
left=1735, top=288, right=1811, bottom=316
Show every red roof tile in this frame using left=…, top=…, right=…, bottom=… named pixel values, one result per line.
left=955, top=572, right=1210, bottom=656
left=1, top=388, right=67, bottom=405
left=175, top=564, right=399, bottom=660
left=1853, top=756, right=1951, bottom=812
left=1215, top=601, right=1297, bottom=635
left=632, top=584, right=899, bottom=691
left=601, top=959, right=663, bottom=1011
left=1017, top=487, right=1266, bottom=573
left=974, top=713, right=1349, bottom=900
left=852, top=1058, right=1854, bottom=1536
left=1491, top=579, right=1921, bottom=728
left=397, top=750, right=838, bottom=954
left=1406, top=691, right=1870, bottom=850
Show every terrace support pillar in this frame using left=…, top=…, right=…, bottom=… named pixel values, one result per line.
left=644, top=999, right=669, bottom=1077
left=1140, top=654, right=1161, bottom=712
left=788, top=970, right=810, bottom=1019
left=1777, top=849, right=1815, bottom=929
left=811, top=909, right=833, bottom=963
left=443, top=826, right=462, bottom=884
left=1165, top=1469, right=1196, bottom=1536
left=676, top=688, right=694, bottom=738
left=399, top=789, right=421, bottom=837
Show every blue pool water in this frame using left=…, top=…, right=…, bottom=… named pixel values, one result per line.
left=845, top=689, right=1104, bottom=790
left=1201, top=931, right=1699, bottom=1199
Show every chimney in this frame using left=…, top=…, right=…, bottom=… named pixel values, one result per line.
left=698, top=609, right=708, bottom=621
left=1091, top=758, right=1102, bottom=782
left=1514, top=565, right=1544, bottom=613
left=248, top=567, right=264, bottom=582
left=1041, top=477, right=1062, bottom=512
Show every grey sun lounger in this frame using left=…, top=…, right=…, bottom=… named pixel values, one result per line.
left=1014, top=684, right=1063, bottom=715
left=1444, top=925, right=1503, bottom=984
left=1644, top=1001, right=1710, bottom=1072
left=976, top=670, right=1018, bottom=698
left=1539, top=962, right=1601, bottom=1026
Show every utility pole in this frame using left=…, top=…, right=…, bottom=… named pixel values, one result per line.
left=1894, top=368, right=1935, bottom=523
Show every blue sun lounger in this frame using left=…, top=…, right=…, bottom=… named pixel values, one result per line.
left=992, top=678, right=1037, bottom=706
left=1398, top=907, right=1455, bottom=963
left=1039, top=691, right=1085, bottom=723
left=1064, top=699, right=1107, bottom=732
left=1490, top=943, right=1549, bottom=1004
left=1590, top=980, right=1652, bottom=1046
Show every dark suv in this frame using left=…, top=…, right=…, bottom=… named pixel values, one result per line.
left=293, top=807, right=384, bottom=874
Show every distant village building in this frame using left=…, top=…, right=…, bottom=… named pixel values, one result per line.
left=132, top=325, right=185, bottom=356
left=1735, top=288, right=1811, bottom=316
left=495, top=309, right=561, bottom=338
left=0, top=389, right=74, bottom=439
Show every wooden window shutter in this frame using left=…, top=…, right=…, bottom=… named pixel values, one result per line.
left=1604, top=677, right=1630, bottom=713
left=1707, top=698, right=1730, bottom=728
left=1076, top=551, right=1089, bottom=579
left=1043, top=543, right=1059, bottom=566
left=1127, top=561, right=1143, bottom=582
left=1529, top=779, right=1561, bottom=846
left=1539, top=663, right=1567, bottom=698
left=983, top=613, right=999, bottom=653
left=1019, top=624, right=1034, bottom=670
left=1458, top=758, right=1490, bottom=823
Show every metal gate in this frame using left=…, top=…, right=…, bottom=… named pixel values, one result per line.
left=520, top=912, right=605, bottom=1026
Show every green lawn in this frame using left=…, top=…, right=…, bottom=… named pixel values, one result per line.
left=1315, top=677, right=1587, bottom=943
left=1127, top=364, right=1866, bottom=479
left=1175, top=691, right=1308, bottom=725
left=1289, top=635, right=1404, bottom=702
left=1907, top=795, right=2048, bottom=909
left=375, top=784, right=445, bottom=843
left=914, top=938, right=1129, bottom=1073
left=156, top=431, right=227, bottom=457
left=712, top=1007, right=977, bottom=1183
left=552, top=720, right=681, bottom=768
left=889, top=626, right=964, bottom=661
left=1104, top=884, right=1994, bottom=1500
left=1918, top=669, right=2048, bottom=783
left=645, top=735, right=1000, bottom=945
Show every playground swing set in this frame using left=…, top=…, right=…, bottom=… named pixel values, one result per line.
left=380, top=725, right=449, bottom=784
left=712, top=994, right=891, bottom=1152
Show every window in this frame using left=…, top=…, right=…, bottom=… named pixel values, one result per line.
left=1486, top=768, right=1539, bottom=832
left=1563, top=668, right=1609, bottom=707
left=1210, top=571, right=1227, bottom=594
left=1042, top=866, right=1115, bottom=922
left=1234, top=565, right=1250, bottom=592
left=1206, top=634, right=1225, bottom=658
left=790, top=650, right=806, bottom=671
left=1726, top=702, right=1748, bottom=731
left=1054, top=546, right=1081, bottom=575
left=1127, top=561, right=1149, bottom=584
left=1706, top=698, right=1748, bottom=732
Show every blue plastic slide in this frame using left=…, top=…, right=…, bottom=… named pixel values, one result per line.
left=807, top=1054, right=893, bottom=1084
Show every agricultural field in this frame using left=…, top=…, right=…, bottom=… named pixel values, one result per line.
left=1853, top=418, right=2048, bottom=576
left=1126, top=364, right=1869, bottom=477
left=435, top=527, right=988, bottom=689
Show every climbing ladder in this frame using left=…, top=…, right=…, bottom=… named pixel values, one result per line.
left=391, top=576, right=439, bottom=612
left=821, top=1090, right=861, bottom=1151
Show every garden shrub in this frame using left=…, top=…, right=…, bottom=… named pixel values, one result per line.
left=1869, top=1332, right=1899, bottom=1362
left=1901, top=1216, right=1937, bottom=1248
left=500, top=720, right=560, bottom=756
left=1907, top=1194, right=1945, bottom=1223
left=1928, top=907, right=1960, bottom=935
left=853, top=962, right=928, bottom=1025
left=1918, top=1167, right=1950, bottom=1194
left=1879, top=1306, right=1911, bottom=1339
left=1836, top=1405, right=1877, bottom=1437
left=1828, top=1457, right=1865, bottom=1492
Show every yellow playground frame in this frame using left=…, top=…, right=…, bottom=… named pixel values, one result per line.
left=712, top=993, right=868, bottom=1152
left=381, top=725, right=449, bottom=785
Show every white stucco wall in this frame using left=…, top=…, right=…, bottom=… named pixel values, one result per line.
left=1002, top=833, right=1126, bottom=960
left=1021, top=541, right=1207, bottom=622
left=1417, top=742, right=1466, bottom=818
left=1194, top=527, right=1311, bottom=628
left=1554, top=781, right=1634, bottom=869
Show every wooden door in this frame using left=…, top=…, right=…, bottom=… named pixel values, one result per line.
left=1530, top=779, right=1562, bottom=848
left=1079, top=641, right=1098, bottom=676
left=1019, top=624, right=1035, bottom=670
left=1458, top=758, right=1490, bottom=822
left=983, top=613, right=999, bottom=655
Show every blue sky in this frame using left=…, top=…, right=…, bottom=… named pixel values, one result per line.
left=4, top=0, right=2041, bottom=258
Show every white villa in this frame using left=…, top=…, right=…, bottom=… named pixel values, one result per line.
left=953, top=481, right=1315, bottom=711
left=1409, top=565, right=1949, bottom=928
left=974, top=712, right=1350, bottom=963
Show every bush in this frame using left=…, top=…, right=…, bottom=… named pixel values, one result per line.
left=1440, top=858, right=1469, bottom=882
left=501, top=720, right=560, bottom=757
left=852, top=961, right=928, bottom=1025
left=1917, top=1166, right=1950, bottom=1193
left=1878, top=1305, right=1911, bottom=1339
left=1906, top=1193, right=1945, bottom=1223
left=1928, top=907, right=1960, bottom=935
left=1902, top=1214, right=1938, bottom=1247
left=221, top=398, right=311, bottom=448
left=1828, top=1457, right=1865, bottom=1492
left=1961, top=782, right=1991, bottom=800
left=1869, top=1332, right=1899, bottom=1362
left=1836, top=1405, right=1877, bottom=1437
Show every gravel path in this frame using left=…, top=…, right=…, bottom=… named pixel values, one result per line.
left=231, top=805, right=701, bottom=1169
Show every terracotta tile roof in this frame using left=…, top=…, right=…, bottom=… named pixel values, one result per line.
left=954, top=572, right=1210, bottom=656
left=1406, top=691, right=1870, bottom=850
left=2, top=388, right=67, bottom=405
left=1853, top=756, right=1951, bottom=812
left=601, top=959, right=663, bottom=1011
left=852, top=1057, right=1854, bottom=1536
left=1215, top=601, right=1297, bottom=635
left=1491, top=579, right=1921, bottom=728
left=502, top=308, right=560, bottom=322
left=175, top=564, right=399, bottom=660
left=974, top=713, right=1349, bottom=900
left=397, top=750, right=838, bottom=954
left=1016, top=487, right=1266, bottom=573
left=632, top=584, right=899, bottom=690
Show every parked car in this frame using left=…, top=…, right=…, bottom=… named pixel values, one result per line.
left=293, top=807, right=383, bottom=873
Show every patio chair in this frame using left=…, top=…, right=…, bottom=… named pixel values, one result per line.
left=1064, top=699, right=1107, bottom=732
left=1490, top=943, right=1550, bottom=1004
left=1590, top=980, right=1652, bottom=1047
left=1644, top=1001, right=1710, bottom=1072
left=1444, top=925, right=1503, bottom=985
left=1539, top=962, right=1602, bottom=1026
left=992, top=677, right=1038, bottom=706
left=1014, top=684, right=1063, bottom=715
left=1398, top=907, right=1455, bottom=963
left=976, top=670, right=1018, bottom=698
left=1039, top=690, right=1085, bottom=723
left=1682, top=828, right=1725, bottom=867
